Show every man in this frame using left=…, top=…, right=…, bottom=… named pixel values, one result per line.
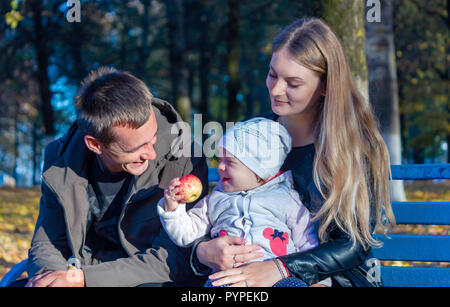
left=26, top=67, right=209, bottom=287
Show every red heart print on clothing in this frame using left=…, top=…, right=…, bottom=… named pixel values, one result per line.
left=263, top=227, right=289, bottom=256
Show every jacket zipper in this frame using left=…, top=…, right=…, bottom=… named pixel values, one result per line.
left=117, top=181, right=136, bottom=256
left=41, top=177, right=77, bottom=266
left=116, top=183, right=158, bottom=256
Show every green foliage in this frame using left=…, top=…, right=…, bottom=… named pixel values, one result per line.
left=393, top=0, right=449, bottom=162
left=5, top=0, right=23, bottom=29
left=0, top=0, right=448, bottom=185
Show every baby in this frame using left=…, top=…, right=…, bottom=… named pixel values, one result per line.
left=157, top=118, right=326, bottom=286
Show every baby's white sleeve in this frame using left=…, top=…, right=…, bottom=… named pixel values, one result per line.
left=157, top=195, right=211, bottom=247
left=285, top=189, right=319, bottom=253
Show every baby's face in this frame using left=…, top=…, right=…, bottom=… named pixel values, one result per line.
left=217, top=147, right=263, bottom=193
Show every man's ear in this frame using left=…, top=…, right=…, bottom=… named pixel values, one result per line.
left=84, top=135, right=103, bottom=155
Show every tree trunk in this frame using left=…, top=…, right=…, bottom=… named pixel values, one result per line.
left=226, top=0, right=240, bottom=122
left=70, top=21, right=87, bottom=84
left=199, top=8, right=212, bottom=124
left=137, top=0, right=152, bottom=81
left=119, top=6, right=130, bottom=70
left=245, top=92, right=254, bottom=119
left=32, top=118, right=42, bottom=186
left=321, top=0, right=369, bottom=100
left=166, top=0, right=191, bottom=123
left=447, top=135, right=450, bottom=163
left=12, top=100, right=19, bottom=185
left=365, top=0, right=406, bottom=201
left=29, top=0, right=55, bottom=136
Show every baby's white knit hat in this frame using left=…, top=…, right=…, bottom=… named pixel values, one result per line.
left=218, top=117, right=292, bottom=180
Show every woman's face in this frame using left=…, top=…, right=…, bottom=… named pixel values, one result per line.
left=266, top=48, right=324, bottom=118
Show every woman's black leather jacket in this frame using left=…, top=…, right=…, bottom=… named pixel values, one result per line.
left=279, top=223, right=380, bottom=287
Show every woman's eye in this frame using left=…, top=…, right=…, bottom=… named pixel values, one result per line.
left=268, top=72, right=276, bottom=78
left=288, top=83, right=301, bottom=88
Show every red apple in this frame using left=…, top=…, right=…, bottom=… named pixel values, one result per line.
left=178, top=174, right=203, bottom=203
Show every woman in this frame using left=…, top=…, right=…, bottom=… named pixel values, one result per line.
left=192, top=17, right=395, bottom=287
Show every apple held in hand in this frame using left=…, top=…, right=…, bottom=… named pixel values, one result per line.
left=178, top=174, right=203, bottom=203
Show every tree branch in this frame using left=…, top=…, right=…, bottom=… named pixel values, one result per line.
left=409, top=0, right=448, bottom=27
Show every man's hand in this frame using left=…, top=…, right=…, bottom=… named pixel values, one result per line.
left=26, top=269, right=85, bottom=287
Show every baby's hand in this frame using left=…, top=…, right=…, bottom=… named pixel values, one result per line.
left=164, top=178, right=184, bottom=211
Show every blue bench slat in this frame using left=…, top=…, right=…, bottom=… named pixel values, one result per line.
left=380, top=266, right=450, bottom=287
left=208, top=168, right=220, bottom=182
left=392, top=202, right=450, bottom=225
left=209, top=164, right=450, bottom=181
left=372, top=234, right=450, bottom=262
left=0, top=259, right=28, bottom=287
left=391, top=163, right=450, bottom=180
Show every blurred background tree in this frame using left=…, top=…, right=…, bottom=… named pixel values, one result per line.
left=366, top=0, right=406, bottom=201
left=0, top=0, right=448, bottom=186
left=393, top=0, right=449, bottom=164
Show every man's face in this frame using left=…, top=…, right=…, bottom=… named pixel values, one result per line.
left=98, top=107, right=158, bottom=176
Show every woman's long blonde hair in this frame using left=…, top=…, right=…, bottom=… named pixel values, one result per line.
left=273, top=17, right=395, bottom=250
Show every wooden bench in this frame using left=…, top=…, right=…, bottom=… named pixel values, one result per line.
left=1, top=163, right=449, bottom=287
left=372, top=164, right=450, bottom=287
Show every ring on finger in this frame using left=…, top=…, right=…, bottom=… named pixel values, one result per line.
left=232, top=254, right=237, bottom=268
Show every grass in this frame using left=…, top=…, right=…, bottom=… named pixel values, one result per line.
left=0, top=186, right=40, bottom=279
left=0, top=180, right=448, bottom=280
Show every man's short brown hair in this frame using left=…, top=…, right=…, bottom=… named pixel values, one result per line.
left=74, top=67, right=153, bottom=145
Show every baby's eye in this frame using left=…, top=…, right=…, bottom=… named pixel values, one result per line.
left=229, top=158, right=238, bottom=164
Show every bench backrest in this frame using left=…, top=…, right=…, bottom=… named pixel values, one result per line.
left=372, top=164, right=450, bottom=287
left=209, top=163, right=450, bottom=287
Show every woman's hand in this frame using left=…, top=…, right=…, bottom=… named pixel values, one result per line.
left=310, top=283, right=329, bottom=287
left=196, top=236, right=263, bottom=271
left=208, top=260, right=284, bottom=287
left=208, top=260, right=330, bottom=287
